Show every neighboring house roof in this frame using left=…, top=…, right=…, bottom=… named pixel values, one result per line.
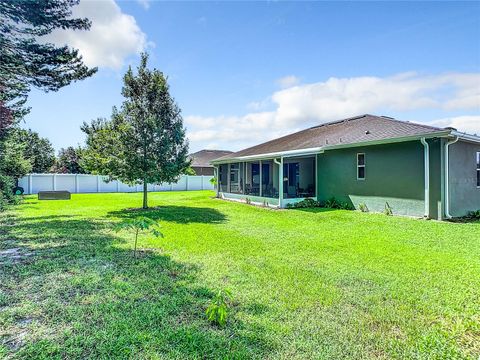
left=188, top=149, right=233, bottom=167
left=212, top=114, right=473, bottom=163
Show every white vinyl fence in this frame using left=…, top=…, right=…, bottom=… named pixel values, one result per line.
left=18, top=174, right=214, bottom=195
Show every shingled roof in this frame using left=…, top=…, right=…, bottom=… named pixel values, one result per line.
left=188, top=149, right=233, bottom=167
left=214, top=114, right=449, bottom=161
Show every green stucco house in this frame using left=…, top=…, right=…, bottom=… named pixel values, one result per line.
left=211, top=114, right=480, bottom=220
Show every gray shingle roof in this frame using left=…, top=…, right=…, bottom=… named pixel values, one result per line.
left=188, top=149, right=233, bottom=167
left=215, top=114, right=447, bottom=161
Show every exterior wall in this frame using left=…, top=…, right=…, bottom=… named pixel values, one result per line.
left=428, top=138, right=444, bottom=220
left=448, top=140, right=480, bottom=217
left=317, top=140, right=427, bottom=217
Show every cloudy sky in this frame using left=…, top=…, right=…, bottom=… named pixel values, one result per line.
left=24, top=1, right=480, bottom=152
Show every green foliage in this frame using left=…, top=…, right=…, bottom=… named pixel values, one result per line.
left=0, top=174, right=15, bottom=211
left=358, top=203, right=369, bottom=212
left=0, top=0, right=96, bottom=122
left=384, top=202, right=393, bottom=216
left=206, top=289, right=232, bottom=327
left=81, top=53, right=190, bottom=209
left=466, top=210, right=480, bottom=220
left=245, top=197, right=251, bottom=205
left=286, top=198, right=321, bottom=208
left=112, top=216, right=163, bottom=258
left=183, top=167, right=196, bottom=176
left=52, top=146, right=86, bottom=174
left=321, top=197, right=354, bottom=210
left=14, top=129, right=55, bottom=173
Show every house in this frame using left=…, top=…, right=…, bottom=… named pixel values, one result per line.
left=188, top=149, right=233, bottom=176
left=211, top=114, right=480, bottom=219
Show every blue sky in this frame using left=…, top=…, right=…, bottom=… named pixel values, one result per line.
left=24, top=1, right=480, bottom=153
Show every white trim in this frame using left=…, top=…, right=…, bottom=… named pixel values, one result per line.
left=451, top=131, right=480, bottom=144
left=476, top=151, right=480, bottom=188
left=420, top=137, right=430, bottom=217
left=356, top=153, right=365, bottom=180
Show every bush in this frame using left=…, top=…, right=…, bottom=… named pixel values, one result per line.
left=320, top=197, right=354, bottom=210
left=358, top=203, right=369, bottom=212
left=466, top=210, right=480, bottom=219
left=286, top=198, right=320, bottom=208
left=206, top=289, right=232, bottom=327
left=0, top=174, right=16, bottom=211
left=384, top=202, right=393, bottom=216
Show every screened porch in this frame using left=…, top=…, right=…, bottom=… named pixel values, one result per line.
left=217, top=156, right=316, bottom=205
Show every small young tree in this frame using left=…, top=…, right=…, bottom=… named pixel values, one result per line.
left=112, top=216, right=163, bottom=259
left=82, top=53, right=190, bottom=209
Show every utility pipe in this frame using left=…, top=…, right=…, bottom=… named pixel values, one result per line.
left=444, top=136, right=459, bottom=219
left=420, top=138, right=430, bottom=218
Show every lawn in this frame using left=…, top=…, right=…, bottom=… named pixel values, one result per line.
left=0, top=191, right=479, bottom=359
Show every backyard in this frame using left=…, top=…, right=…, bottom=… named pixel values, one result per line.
left=0, top=191, right=479, bottom=359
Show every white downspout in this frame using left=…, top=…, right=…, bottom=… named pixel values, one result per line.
left=444, top=136, right=459, bottom=219
left=420, top=138, right=430, bottom=218
left=274, top=157, right=283, bottom=208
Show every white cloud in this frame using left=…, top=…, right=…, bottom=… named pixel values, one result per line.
left=429, top=115, right=480, bottom=136
left=186, top=72, right=480, bottom=152
left=136, top=0, right=150, bottom=10
left=45, top=0, right=149, bottom=69
left=276, top=75, right=300, bottom=89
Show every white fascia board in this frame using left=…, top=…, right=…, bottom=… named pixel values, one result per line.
left=450, top=131, right=480, bottom=144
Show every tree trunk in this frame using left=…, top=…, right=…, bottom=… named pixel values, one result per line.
left=143, top=180, right=148, bottom=209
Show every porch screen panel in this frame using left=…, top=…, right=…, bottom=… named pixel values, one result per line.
left=219, top=164, right=228, bottom=192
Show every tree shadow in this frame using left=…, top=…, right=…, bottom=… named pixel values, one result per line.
left=108, top=205, right=228, bottom=224
left=0, top=213, right=273, bottom=358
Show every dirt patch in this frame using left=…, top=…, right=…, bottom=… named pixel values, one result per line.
left=0, top=248, right=35, bottom=264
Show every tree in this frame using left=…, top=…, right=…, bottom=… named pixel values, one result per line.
left=14, top=129, right=55, bottom=173
left=82, top=53, right=190, bottom=209
left=0, top=0, right=97, bottom=123
left=52, top=146, right=86, bottom=174
left=112, top=216, right=163, bottom=259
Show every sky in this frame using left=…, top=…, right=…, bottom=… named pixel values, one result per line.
left=23, top=0, right=480, bottom=153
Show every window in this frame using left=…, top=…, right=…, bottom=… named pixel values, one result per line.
left=357, top=153, right=365, bottom=180
left=477, top=152, right=480, bottom=187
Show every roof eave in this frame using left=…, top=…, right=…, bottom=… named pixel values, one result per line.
left=210, top=130, right=452, bottom=164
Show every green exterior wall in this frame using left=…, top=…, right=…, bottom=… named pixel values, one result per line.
left=448, top=140, right=480, bottom=217
left=317, top=140, right=440, bottom=218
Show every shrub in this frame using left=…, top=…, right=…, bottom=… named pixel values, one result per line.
left=384, top=202, right=393, bottom=216
left=286, top=198, right=320, bottom=208
left=0, top=175, right=16, bottom=211
left=466, top=210, right=480, bottom=219
left=320, top=197, right=354, bottom=210
left=206, top=289, right=232, bottom=327
left=358, top=203, right=369, bottom=212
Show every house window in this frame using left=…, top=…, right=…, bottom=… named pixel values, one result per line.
left=357, top=153, right=365, bottom=180
left=477, top=152, right=480, bottom=187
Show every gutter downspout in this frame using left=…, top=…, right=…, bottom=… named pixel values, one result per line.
left=444, top=136, right=459, bottom=219
left=274, top=157, right=283, bottom=208
left=420, top=138, right=430, bottom=218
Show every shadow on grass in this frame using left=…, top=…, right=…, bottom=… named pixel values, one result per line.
left=108, top=205, right=228, bottom=224
left=0, top=213, right=272, bottom=359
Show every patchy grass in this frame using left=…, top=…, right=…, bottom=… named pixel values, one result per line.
left=0, top=191, right=479, bottom=359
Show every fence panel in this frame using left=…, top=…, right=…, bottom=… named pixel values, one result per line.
left=19, top=174, right=214, bottom=195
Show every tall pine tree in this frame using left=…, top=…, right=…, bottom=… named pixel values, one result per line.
left=0, top=0, right=97, bottom=124
left=82, top=53, right=190, bottom=209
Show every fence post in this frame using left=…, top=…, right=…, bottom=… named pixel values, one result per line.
left=96, top=175, right=100, bottom=193
left=28, top=174, right=32, bottom=194
left=185, top=175, right=189, bottom=191
left=116, top=180, right=120, bottom=192
left=201, top=175, right=204, bottom=190
left=75, top=174, right=79, bottom=193
left=53, top=174, right=56, bottom=191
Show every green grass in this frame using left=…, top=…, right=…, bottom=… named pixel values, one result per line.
left=0, top=191, right=479, bottom=359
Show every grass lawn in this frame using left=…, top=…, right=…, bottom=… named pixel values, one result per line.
left=0, top=191, right=479, bottom=359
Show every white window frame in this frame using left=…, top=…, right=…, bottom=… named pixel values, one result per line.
left=357, top=153, right=365, bottom=181
left=476, top=151, right=480, bottom=188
